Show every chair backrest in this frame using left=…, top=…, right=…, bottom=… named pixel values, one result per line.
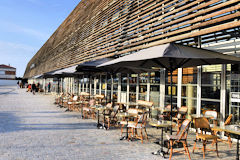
left=111, top=105, right=120, bottom=118
left=177, top=106, right=188, bottom=118
left=179, top=106, right=188, bottom=113
left=137, top=100, right=153, bottom=108
left=204, top=110, right=217, bottom=119
left=73, top=96, right=78, bottom=101
left=224, top=114, right=232, bottom=126
left=95, top=94, right=104, bottom=99
left=128, top=108, right=139, bottom=115
left=194, top=117, right=211, bottom=130
left=106, top=103, right=112, bottom=109
left=165, top=104, right=171, bottom=110
left=177, top=119, right=191, bottom=140
left=89, top=99, right=96, bottom=107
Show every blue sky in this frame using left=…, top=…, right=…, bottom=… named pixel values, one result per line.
left=0, top=0, right=80, bottom=77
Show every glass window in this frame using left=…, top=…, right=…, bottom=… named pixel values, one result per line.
left=165, top=69, right=178, bottom=108
left=201, top=65, right=221, bottom=121
left=150, top=72, right=160, bottom=107
left=129, top=74, right=137, bottom=102
left=139, top=73, right=148, bottom=101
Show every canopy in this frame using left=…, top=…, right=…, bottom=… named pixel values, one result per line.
left=76, top=58, right=113, bottom=74
left=32, top=74, right=43, bottom=79
left=98, top=43, right=240, bottom=72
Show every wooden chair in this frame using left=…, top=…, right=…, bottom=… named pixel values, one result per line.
left=67, top=95, right=80, bottom=111
left=104, top=104, right=120, bottom=129
left=127, top=112, right=148, bottom=144
left=159, top=105, right=171, bottom=120
left=192, top=117, right=219, bottom=159
left=137, top=100, right=153, bottom=118
left=215, top=114, right=233, bottom=148
left=119, top=108, right=141, bottom=136
left=172, top=106, right=188, bottom=132
left=82, top=99, right=96, bottom=119
left=166, top=119, right=191, bottom=160
left=95, top=94, right=105, bottom=105
left=204, top=110, right=218, bottom=125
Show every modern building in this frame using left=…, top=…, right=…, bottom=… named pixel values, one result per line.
left=0, top=64, right=16, bottom=80
left=24, top=0, right=240, bottom=125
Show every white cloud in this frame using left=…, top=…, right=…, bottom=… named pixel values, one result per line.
left=0, top=41, right=37, bottom=77
left=0, top=21, right=49, bottom=41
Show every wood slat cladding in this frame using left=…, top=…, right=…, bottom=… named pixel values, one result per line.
left=24, top=0, right=240, bottom=78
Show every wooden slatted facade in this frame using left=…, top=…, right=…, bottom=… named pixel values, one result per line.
left=24, top=0, right=240, bottom=78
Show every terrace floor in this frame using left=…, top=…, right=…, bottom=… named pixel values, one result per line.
left=0, top=86, right=237, bottom=160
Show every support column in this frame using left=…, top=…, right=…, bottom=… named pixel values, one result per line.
left=89, top=76, right=92, bottom=95
left=117, top=74, right=121, bottom=103
left=160, top=69, right=165, bottom=109
left=147, top=72, right=150, bottom=101
left=105, top=75, right=107, bottom=101
left=99, top=75, right=102, bottom=95
left=94, top=76, right=97, bottom=95
left=197, top=66, right=202, bottom=116
left=220, top=64, right=226, bottom=127
left=82, top=76, right=85, bottom=92
left=177, top=68, right=182, bottom=108
left=127, top=74, right=130, bottom=105
left=136, top=74, right=139, bottom=101
left=111, top=75, right=114, bottom=102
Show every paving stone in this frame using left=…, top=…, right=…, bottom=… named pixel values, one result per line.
left=0, top=86, right=238, bottom=160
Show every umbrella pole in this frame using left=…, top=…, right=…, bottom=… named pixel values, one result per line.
left=57, top=78, right=60, bottom=94
left=170, top=70, right=173, bottom=135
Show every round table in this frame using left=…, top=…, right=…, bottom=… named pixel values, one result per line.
left=117, top=113, right=137, bottom=140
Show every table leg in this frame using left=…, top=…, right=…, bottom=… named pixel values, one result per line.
left=97, top=110, right=102, bottom=129
left=237, top=135, right=239, bottom=160
left=126, top=120, right=128, bottom=139
left=120, top=120, right=128, bottom=140
left=152, top=127, right=166, bottom=158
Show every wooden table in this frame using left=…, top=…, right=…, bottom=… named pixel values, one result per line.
left=212, top=125, right=240, bottom=160
left=149, top=120, right=176, bottom=158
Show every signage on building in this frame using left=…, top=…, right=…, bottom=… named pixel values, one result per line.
left=230, top=92, right=240, bottom=103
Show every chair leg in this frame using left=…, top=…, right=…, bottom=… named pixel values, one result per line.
left=169, top=140, right=173, bottom=160
left=192, top=140, right=197, bottom=153
left=228, top=135, right=232, bottom=148
left=216, top=139, right=219, bottom=157
left=144, top=128, right=148, bottom=141
left=183, top=141, right=191, bottom=160
left=121, top=125, right=124, bottom=136
left=128, top=128, right=131, bottom=141
left=140, top=129, right=143, bottom=144
left=203, top=140, right=206, bottom=159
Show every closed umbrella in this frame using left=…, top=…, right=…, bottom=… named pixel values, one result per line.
left=98, top=42, right=240, bottom=134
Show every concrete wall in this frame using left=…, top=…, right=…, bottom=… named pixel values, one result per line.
left=0, top=80, right=18, bottom=86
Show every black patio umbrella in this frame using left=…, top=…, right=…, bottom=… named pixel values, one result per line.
left=77, top=58, right=158, bottom=103
left=97, top=43, right=240, bottom=134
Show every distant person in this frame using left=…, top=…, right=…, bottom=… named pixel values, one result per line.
left=36, top=83, right=40, bottom=92
left=48, top=82, right=51, bottom=92
left=27, top=84, right=31, bottom=92
left=19, top=82, right=23, bottom=88
left=32, top=83, right=36, bottom=95
left=17, top=81, right=20, bottom=88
